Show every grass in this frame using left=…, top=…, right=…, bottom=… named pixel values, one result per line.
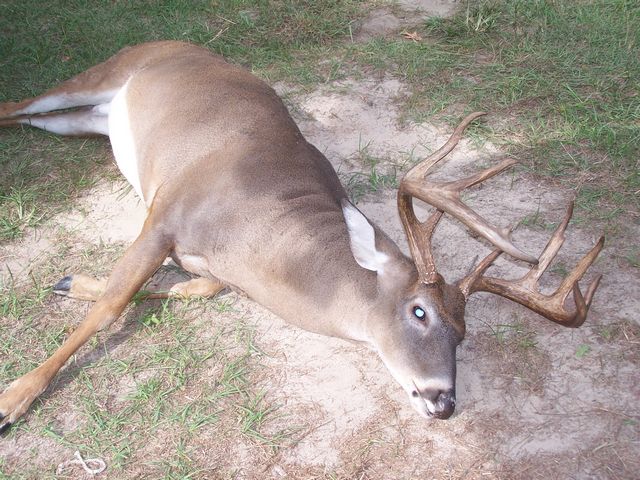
left=0, top=236, right=302, bottom=477
left=488, top=322, right=538, bottom=350
left=0, top=278, right=298, bottom=476
left=348, top=0, right=639, bottom=222
left=2, top=1, right=636, bottom=236
left=481, top=318, right=550, bottom=394
left=341, top=138, right=400, bottom=203
left=0, top=134, right=109, bottom=241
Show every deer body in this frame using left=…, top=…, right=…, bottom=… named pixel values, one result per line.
left=0, top=41, right=603, bottom=432
left=109, top=44, right=402, bottom=344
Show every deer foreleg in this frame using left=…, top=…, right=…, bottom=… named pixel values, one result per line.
left=0, top=225, right=171, bottom=433
left=53, top=274, right=225, bottom=301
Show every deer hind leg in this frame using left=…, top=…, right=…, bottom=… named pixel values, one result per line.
left=0, top=41, right=193, bottom=123
left=53, top=274, right=225, bottom=301
left=0, top=45, right=143, bottom=121
left=0, top=71, right=118, bottom=135
left=0, top=221, right=171, bottom=433
left=0, top=105, right=111, bottom=135
left=0, top=87, right=118, bottom=122
left=0, top=70, right=122, bottom=124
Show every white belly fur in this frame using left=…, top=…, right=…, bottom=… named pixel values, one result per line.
left=108, top=81, right=145, bottom=203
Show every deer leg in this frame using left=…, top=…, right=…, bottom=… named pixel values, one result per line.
left=0, top=224, right=171, bottom=433
left=0, top=48, right=135, bottom=121
left=0, top=90, right=117, bottom=121
left=152, top=277, right=226, bottom=300
left=53, top=274, right=108, bottom=301
left=53, top=274, right=225, bottom=301
left=0, top=41, right=193, bottom=122
left=0, top=106, right=110, bottom=135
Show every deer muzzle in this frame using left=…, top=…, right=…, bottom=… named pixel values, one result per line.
left=414, top=387, right=456, bottom=420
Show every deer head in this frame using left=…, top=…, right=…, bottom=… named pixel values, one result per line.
left=344, top=112, right=604, bottom=419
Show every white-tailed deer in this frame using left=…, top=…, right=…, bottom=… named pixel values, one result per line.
left=0, top=41, right=603, bottom=432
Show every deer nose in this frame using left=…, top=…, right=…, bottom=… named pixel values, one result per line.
left=422, top=388, right=456, bottom=419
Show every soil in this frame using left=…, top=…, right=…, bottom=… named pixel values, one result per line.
left=1, top=2, right=638, bottom=479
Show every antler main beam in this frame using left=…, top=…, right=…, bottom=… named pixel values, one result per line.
left=458, top=202, right=604, bottom=327
left=397, top=112, right=538, bottom=284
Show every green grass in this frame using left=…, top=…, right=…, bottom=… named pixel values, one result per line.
left=0, top=0, right=365, bottom=97
left=348, top=0, right=639, bottom=221
left=341, top=138, right=401, bottom=203
left=2, top=1, right=636, bottom=236
left=0, top=235, right=300, bottom=477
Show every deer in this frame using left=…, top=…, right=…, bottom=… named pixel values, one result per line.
left=0, top=41, right=604, bottom=433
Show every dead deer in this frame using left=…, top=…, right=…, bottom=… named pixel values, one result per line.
left=0, top=41, right=603, bottom=432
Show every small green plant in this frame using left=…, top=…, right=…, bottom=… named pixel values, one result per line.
left=0, top=186, right=44, bottom=240
left=342, top=140, right=399, bottom=203
left=549, top=263, right=569, bottom=277
left=213, top=297, right=236, bottom=313
left=139, top=301, right=176, bottom=327
left=490, top=322, right=537, bottom=350
left=575, top=344, right=591, bottom=358
left=624, top=249, right=640, bottom=268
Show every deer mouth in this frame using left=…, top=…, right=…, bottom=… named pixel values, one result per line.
left=410, top=385, right=456, bottom=420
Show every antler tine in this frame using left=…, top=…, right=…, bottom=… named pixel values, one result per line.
left=404, top=111, right=488, bottom=182
left=398, top=112, right=487, bottom=284
left=569, top=273, right=603, bottom=327
left=399, top=110, right=538, bottom=266
left=519, top=201, right=575, bottom=290
left=458, top=201, right=605, bottom=327
left=457, top=248, right=502, bottom=298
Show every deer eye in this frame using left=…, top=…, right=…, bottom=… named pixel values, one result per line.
left=413, top=306, right=426, bottom=321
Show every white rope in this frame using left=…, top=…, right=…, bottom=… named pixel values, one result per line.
left=56, top=450, right=106, bottom=476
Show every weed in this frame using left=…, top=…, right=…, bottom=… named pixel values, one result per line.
left=342, top=140, right=399, bottom=203
left=489, top=322, right=538, bottom=350
left=518, top=209, right=557, bottom=231
left=212, top=296, right=236, bottom=313
left=624, top=249, right=640, bottom=268
left=575, top=344, right=591, bottom=358
left=549, top=263, right=569, bottom=277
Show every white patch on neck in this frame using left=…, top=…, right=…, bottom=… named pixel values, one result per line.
left=108, top=80, right=145, bottom=202
left=342, top=200, right=388, bottom=273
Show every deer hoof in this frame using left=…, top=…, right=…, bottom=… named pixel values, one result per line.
left=53, top=275, right=73, bottom=296
left=0, top=373, right=45, bottom=433
left=0, top=414, right=12, bottom=436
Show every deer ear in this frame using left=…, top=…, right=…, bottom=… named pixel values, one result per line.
left=342, top=199, right=389, bottom=273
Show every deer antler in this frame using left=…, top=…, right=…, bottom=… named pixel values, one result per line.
left=398, top=112, right=538, bottom=284
left=398, top=112, right=604, bottom=326
left=458, top=202, right=604, bottom=327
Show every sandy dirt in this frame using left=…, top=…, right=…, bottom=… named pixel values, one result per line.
left=1, top=2, right=638, bottom=479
